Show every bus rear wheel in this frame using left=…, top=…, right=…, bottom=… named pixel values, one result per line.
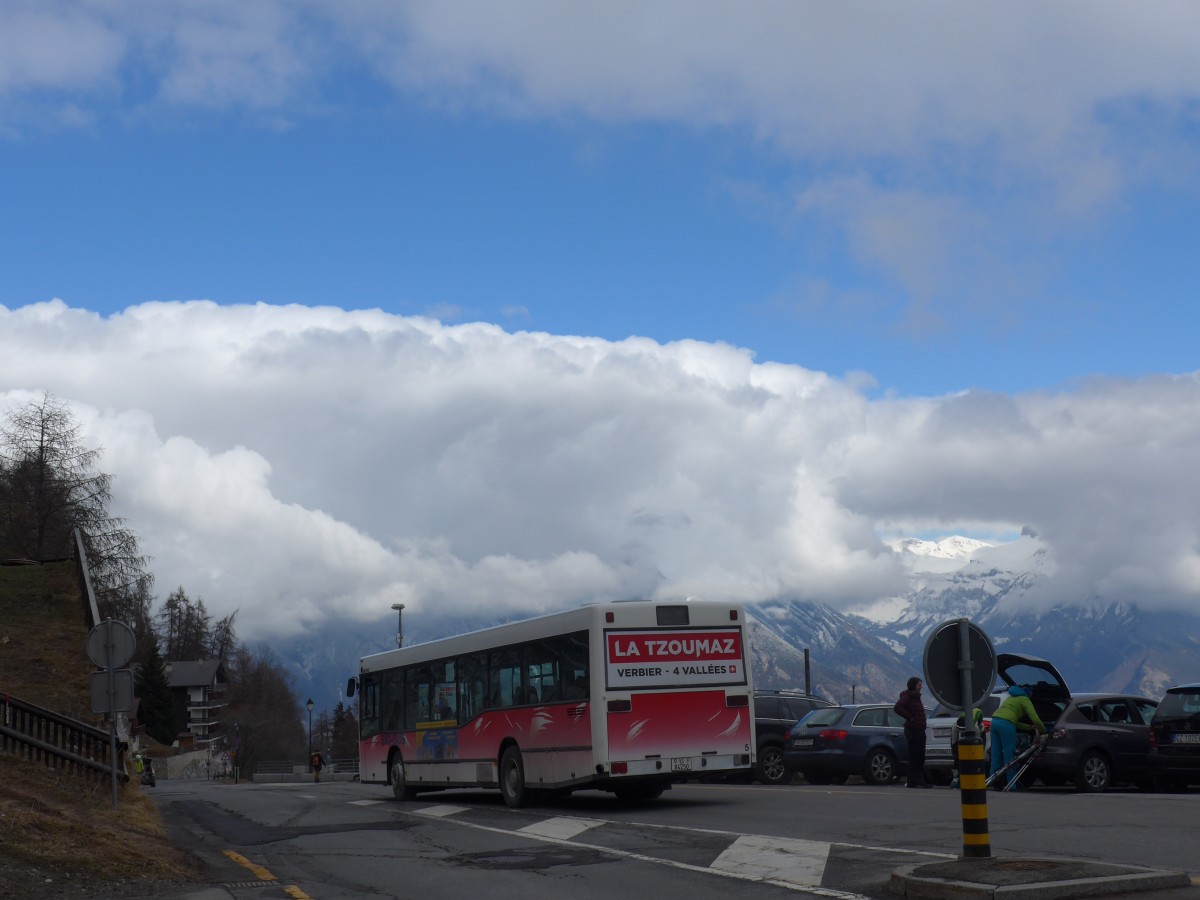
left=391, top=755, right=417, bottom=801
left=500, top=747, right=529, bottom=808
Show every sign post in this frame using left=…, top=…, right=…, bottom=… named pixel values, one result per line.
left=923, top=618, right=997, bottom=859
left=86, top=619, right=136, bottom=809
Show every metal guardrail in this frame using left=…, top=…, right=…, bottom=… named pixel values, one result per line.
left=0, top=691, right=127, bottom=782
left=255, top=758, right=360, bottom=775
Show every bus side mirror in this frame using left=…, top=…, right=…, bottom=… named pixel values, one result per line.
left=346, top=677, right=357, bottom=698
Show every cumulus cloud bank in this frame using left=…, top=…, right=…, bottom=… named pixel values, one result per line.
left=2, top=300, right=1198, bottom=638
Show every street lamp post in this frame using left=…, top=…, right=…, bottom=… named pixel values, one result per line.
left=391, top=603, right=406, bottom=648
left=306, top=698, right=314, bottom=771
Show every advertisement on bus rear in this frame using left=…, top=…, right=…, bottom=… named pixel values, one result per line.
left=605, top=628, right=746, bottom=689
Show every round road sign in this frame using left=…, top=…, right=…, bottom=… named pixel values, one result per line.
left=922, top=618, right=996, bottom=711
left=87, top=619, right=137, bottom=669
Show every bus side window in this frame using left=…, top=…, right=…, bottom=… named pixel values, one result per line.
left=560, top=630, right=589, bottom=700
left=458, top=652, right=486, bottom=722
left=383, top=670, right=404, bottom=732
left=490, top=647, right=522, bottom=708
left=361, top=677, right=381, bottom=739
left=405, top=666, right=431, bottom=724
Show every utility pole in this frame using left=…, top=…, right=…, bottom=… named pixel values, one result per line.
left=391, top=603, right=405, bottom=648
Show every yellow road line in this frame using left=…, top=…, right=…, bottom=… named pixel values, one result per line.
left=223, top=849, right=277, bottom=882
left=284, top=886, right=313, bottom=899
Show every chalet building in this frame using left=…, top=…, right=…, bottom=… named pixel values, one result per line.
left=165, top=660, right=228, bottom=746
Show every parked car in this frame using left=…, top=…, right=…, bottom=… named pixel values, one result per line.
left=926, top=694, right=1003, bottom=784
left=752, top=690, right=835, bottom=785
left=925, top=652, right=1071, bottom=783
left=783, top=703, right=926, bottom=786
left=1024, top=693, right=1157, bottom=792
left=1148, top=683, right=1200, bottom=791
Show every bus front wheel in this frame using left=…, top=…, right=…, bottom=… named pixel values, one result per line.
left=391, top=754, right=417, bottom=801
left=500, top=747, right=529, bottom=808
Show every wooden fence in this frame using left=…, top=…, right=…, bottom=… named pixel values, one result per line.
left=0, top=691, right=127, bottom=782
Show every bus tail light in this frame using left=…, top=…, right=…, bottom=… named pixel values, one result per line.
left=729, top=609, right=738, bottom=620
left=611, top=762, right=628, bottom=774
left=607, top=699, right=632, bottom=713
left=725, top=695, right=749, bottom=708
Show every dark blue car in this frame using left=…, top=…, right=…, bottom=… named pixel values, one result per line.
left=783, top=703, right=920, bottom=785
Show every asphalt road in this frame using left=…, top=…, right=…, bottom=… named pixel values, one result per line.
left=150, top=778, right=1200, bottom=900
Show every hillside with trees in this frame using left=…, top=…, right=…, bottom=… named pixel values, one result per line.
left=0, top=392, right=331, bottom=775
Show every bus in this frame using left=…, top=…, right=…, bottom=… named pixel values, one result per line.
left=348, top=599, right=755, bottom=806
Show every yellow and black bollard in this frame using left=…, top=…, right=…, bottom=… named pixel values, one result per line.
left=957, top=734, right=990, bottom=857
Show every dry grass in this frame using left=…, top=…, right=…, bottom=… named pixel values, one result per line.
left=0, top=755, right=197, bottom=878
left=0, top=562, right=96, bottom=719
left=0, top=562, right=203, bottom=897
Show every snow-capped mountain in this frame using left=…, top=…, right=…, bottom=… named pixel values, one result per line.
left=748, top=600, right=914, bottom=703
left=853, top=532, right=1200, bottom=699
left=280, top=531, right=1199, bottom=715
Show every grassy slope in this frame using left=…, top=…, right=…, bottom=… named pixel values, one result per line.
left=0, top=562, right=202, bottom=897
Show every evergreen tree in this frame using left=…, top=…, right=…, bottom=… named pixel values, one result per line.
left=136, top=638, right=178, bottom=745
left=225, top=644, right=305, bottom=775
left=159, top=586, right=213, bottom=660
left=0, top=392, right=153, bottom=619
left=331, top=701, right=359, bottom=760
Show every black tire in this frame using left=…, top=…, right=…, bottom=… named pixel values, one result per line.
left=755, top=745, right=789, bottom=785
left=390, top=754, right=418, bottom=801
left=863, top=748, right=897, bottom=786
left=500, top=746, right=529, bottom=808
left=1074, top=750, right=1111, bottom=793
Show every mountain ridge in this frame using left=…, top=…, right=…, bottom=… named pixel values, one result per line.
left=282, top=534, right=1200, bottom=712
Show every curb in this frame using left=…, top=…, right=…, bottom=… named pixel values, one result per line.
left=889, top=859, right=1191, bottom=899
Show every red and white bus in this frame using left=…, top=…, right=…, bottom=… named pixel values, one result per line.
left=349, top=600, right=755, bottom=806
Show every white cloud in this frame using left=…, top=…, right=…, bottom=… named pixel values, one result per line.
left=3, top=300, right=1199, bottom=639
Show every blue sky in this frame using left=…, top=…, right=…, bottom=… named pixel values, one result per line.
left=3, top=4, right=1200, bottom=638
left=3, top=3, right=1198, bottom=398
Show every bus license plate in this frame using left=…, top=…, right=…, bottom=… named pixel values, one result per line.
left=671, top=757, right=692, bottom=772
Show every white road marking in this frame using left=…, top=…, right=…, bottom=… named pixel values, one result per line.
left=386, top=805, right=872, bottom=898
left=348, top=799, right=385, bottom=806
left=711, top=835, right=831, bottom=886
left=518, top=816, right=606, bottom=840
left=416, top=804, right=471, bottom=817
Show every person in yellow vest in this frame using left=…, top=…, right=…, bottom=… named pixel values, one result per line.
left=988, top=686, right=1046, bottom=789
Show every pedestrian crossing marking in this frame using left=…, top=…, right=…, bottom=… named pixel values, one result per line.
left=711, top=835, right=830, bottom=886
left=518, top=816, right=606, bottom=840
left=416, top=804, right=470, bottom=817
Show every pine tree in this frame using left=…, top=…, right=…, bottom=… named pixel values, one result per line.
left=0, top=391, right=153, bottom=619
left=331, top=701, right=359, bottom=759
left=136, top=638, right=178, bottom=745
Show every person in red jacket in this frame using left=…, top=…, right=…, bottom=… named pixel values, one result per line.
left=894, top=677, right=931, bottom=788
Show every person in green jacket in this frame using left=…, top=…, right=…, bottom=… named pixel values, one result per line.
left=988, top=686, right=1046, bottom=788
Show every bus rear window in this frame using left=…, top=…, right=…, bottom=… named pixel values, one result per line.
left=656, top=605, right=689, bottom=626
